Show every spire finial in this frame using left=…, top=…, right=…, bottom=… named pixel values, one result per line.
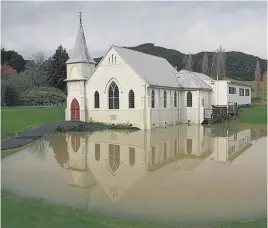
left=79, top=11, right=82, bottom=26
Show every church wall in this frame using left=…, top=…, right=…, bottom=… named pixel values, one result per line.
left=65, top=80, right=86, bottom=121
left=85, top=49, right=148, bottom=129
left=179, top=90, right=203, bottom=124
left=149, top=87, right=180, bottom=128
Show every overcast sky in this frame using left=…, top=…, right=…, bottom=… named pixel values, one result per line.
left=1, top=1, right=267, bottom=60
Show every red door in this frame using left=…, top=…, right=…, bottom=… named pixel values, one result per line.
left=71, top=99, right=80, bottom=120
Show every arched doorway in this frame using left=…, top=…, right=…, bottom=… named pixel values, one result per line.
left=71, top=98, right=80, bottom=120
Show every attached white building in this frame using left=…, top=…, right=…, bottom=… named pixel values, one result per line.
left=65, top=17, right=252, bottom=129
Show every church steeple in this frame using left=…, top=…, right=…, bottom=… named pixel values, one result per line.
left=66, top=11, right=96, bottom=64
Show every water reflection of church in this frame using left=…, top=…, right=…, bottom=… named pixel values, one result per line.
left=51, top=124, right=252, bottom=203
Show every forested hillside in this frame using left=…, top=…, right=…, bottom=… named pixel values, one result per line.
left=94, top=43, right=267, bottom=81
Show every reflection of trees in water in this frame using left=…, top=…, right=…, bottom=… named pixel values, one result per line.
left=29, top=139, right=47, bottom=160
left=47, top=134, right=68, bottom=168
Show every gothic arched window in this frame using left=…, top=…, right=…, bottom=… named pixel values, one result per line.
left=129, top=147, right=135, bottom=166
left=151, top=90, right=155, bottom=108
left=174, top=91, right=177, bottom=108
left=94, top=91, right=99, bottom=108
left=163, top=91, right=167, bottom=108
left=108, top=82, right=119, bottom=109
left=109, top=144, right=120, bottom=173
left=187, top=91, right=192, bottom=107
left=129, top=89, right=135, bottom=108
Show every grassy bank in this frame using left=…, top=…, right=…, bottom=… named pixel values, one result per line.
left=1, top=107, right=65, bottom=139
left=1, top=144, right=30, bottom=158
left=234, top=107, right=267, bottom=124
left=2, top=194, right=266, bottom=228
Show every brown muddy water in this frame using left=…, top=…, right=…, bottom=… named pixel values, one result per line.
left=1, top=124, right=267, bottom=223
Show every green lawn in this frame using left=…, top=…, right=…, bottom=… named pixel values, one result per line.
left=1, top=107, right=65, bottom=139
left=234, top=107, right=267, bottom=124
left=1, top=195, right=266, bottom=228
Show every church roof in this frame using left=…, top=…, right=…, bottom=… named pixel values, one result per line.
left=66, top=17, right=96, bottom=64
left=113, top=46, right=180, bottom=88
left=175, top=70, right=212, bottom=90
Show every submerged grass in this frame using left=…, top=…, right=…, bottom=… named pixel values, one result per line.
left=1, top=144, right=30, bottom=158
left=1, top=194, right=266, bottom=228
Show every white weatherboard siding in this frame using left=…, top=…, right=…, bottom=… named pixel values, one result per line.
left=65, top=18, right=252, bottom=129
left=227, top=83, right=251, bottom=105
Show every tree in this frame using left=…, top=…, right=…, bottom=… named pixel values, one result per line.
left=217, top=46, right=226, bottom=79
left=184, top=54, right=193, bottom=71
left=47, top=45, right=69, bottom=91
left=24, top=52, right=49, bottom=86
left=1, top=48, right=26, bottom=73
left=210, top=51, right=218, bottom=80
left=201, top=52, right=209, bottom=75
left=254, top=60, right=261, bottom=98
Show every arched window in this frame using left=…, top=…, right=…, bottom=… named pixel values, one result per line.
left=95, top=144, right=100, bottom=161
left=164, top=142, right=167, bottom=160
left=187, top=91, right=192, bottom=107
left=174, top=91, right=177, bottom=108
left=94, top=91, right=99, bottom=108
left=71, top=135, right=80, bottom=153
left=108, top=57, right=110, bottom=64
left=151, top=90, right=155, bottom=108
left=108, top=82, right=119, bottom=109
left=174, top=140, right=177, bottom=155
left=129, top=147, right=135, bottom=166
left=112, top=54, right=114, bottom=64
left=128, top=89, right=135, bottom=108
left=109, top=144, right=120, bottom=173
left=163, top=91, right=167, bottom=108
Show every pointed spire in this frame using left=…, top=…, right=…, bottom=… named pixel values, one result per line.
left=66, top=11, right=96, bottom=64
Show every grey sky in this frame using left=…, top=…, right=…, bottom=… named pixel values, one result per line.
left=1, top=1, right=267, bottom=60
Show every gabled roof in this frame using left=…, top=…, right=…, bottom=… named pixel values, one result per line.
left=113, top=46, right=180, bottom=88
left=66, top=19, right=96, bottom=64
left=176, top=70, right=212, bottom=90
left=179, top=70, right=213, bottom=81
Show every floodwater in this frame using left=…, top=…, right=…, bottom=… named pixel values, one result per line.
left=1, top=124, right=267, bottom=223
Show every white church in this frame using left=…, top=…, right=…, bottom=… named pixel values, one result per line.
left=65, top=15, right=252, bottom=129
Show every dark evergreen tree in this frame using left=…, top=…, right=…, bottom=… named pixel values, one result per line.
left=47, top=45, right=69, bottom=91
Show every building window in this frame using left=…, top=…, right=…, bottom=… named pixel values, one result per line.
left=174, top=140, right=177, bottom=155
left=187, top=91, right=192, bottom=107
left=71, top=135, right=80, bottom=152
left=187, top=139, right=192, bottom=154
left=239, top=88, right=245, bottom=96
left=163, top=90, right=167, bottom=108
left=174, top=91, right=177, bottom=108
left=164, top=142, right=167, bottom=160
left=229, top=87, right=236, bottom=94
left=94, top=91, right=99, bottom=108
left=129, top=147, right=135, bottom=166
left=245, top=89, right=249, bottom=96
left=152, top=146, right=155, bottom=165
left=115, top=56, right=116, bottom=64
left=202, top=98, right=204, bottom=106
left=109, top=144, right=120, bottom=173
left=128, top=89, right=135, bottom=108
left=112, top=54, right=114, bottom=64
left=108, top=57, right=110, bottom=64
left=151, top=90, right=155, bottom=108
left=108, top=82, right=119, bottom=109
left=95, top=144, right=100, bottom=161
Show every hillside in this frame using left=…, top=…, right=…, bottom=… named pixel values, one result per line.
left=94, top=43, right=267, bottom=81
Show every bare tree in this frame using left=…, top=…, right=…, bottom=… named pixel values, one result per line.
left=210, top=46, right=226, bottom=80
left=184, top=54, right=193, bottom=71
left=210, top=51, right=218, bottom=80
left=202, top=52, right=209, bottom=75
left=254, top=60, right=261, bottom=98
left=217, top=46, right=226, bottom=79
left=24, top=52, right=49, bottom=86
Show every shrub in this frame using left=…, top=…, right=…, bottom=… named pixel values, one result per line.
left=211, top=113, right=233, bottom=124
left=21, top=86, right=66, bottom=106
